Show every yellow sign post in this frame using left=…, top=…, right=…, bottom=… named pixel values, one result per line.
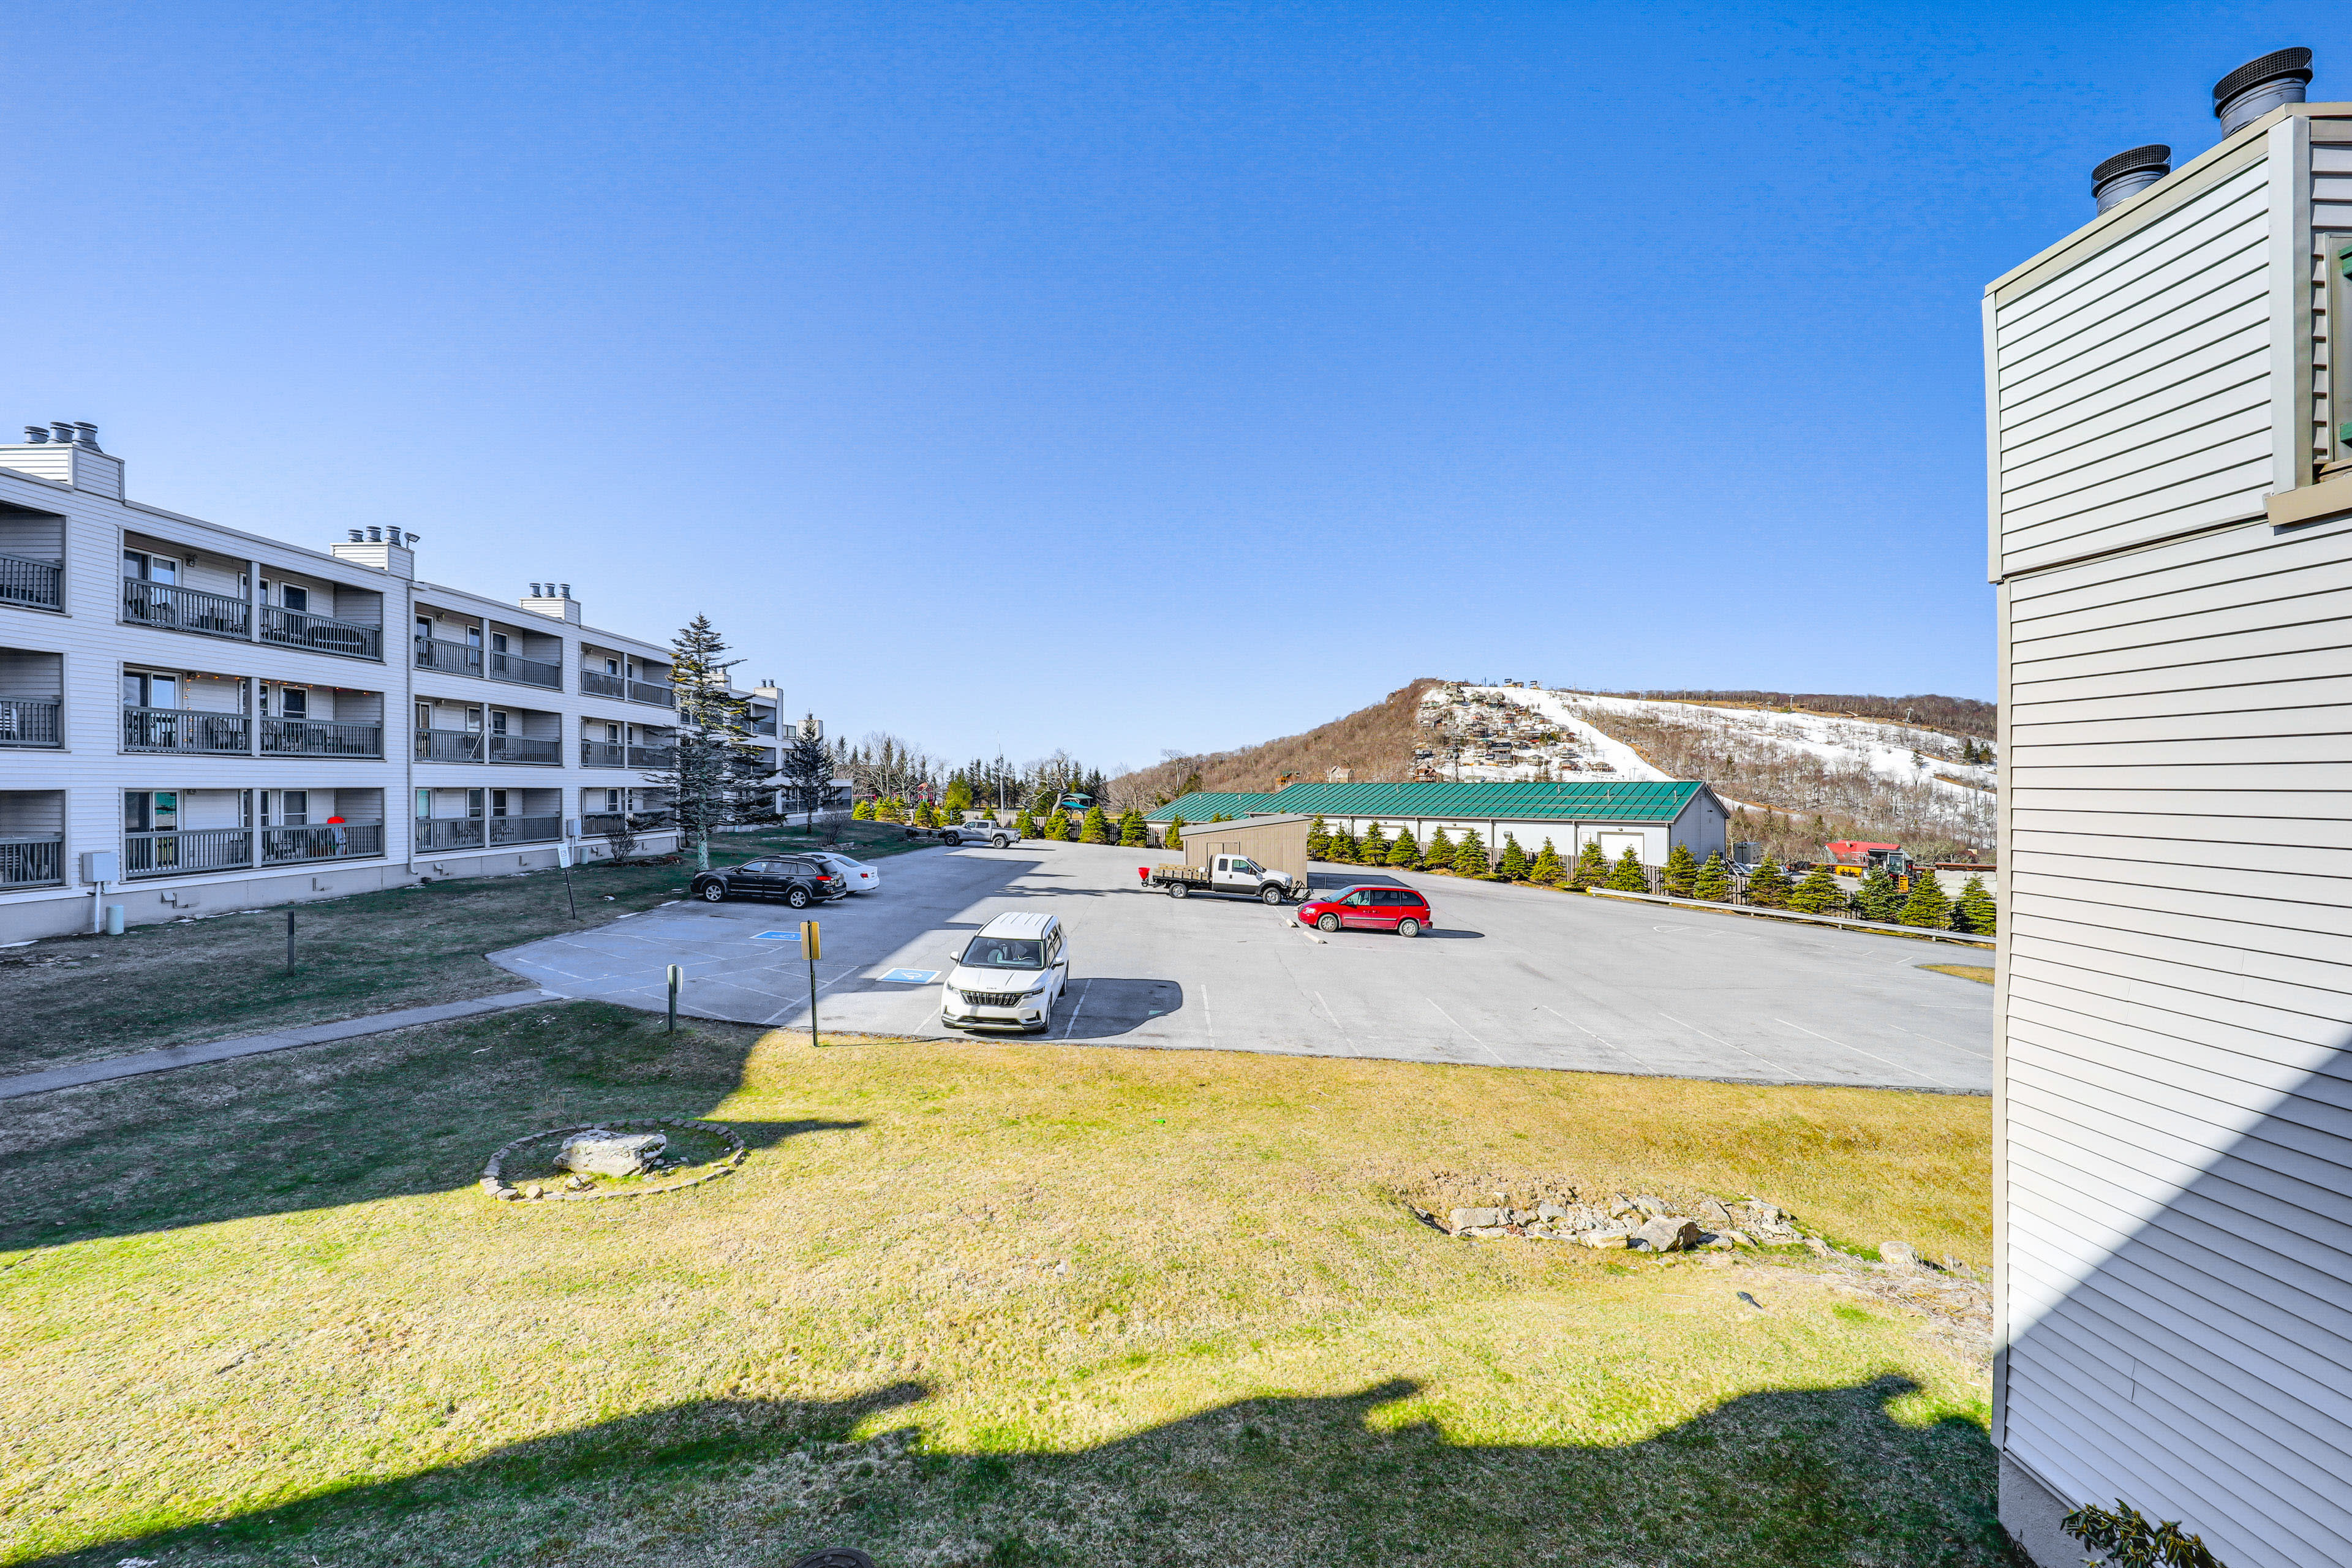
left=799, top=921, right=821, bottom=1048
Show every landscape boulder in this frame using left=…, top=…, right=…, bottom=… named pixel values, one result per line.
left=1449, top=1207, right=1504, bottom=1233
left=1631, top=1217, right=1702, bottom=1253
left=558, top=1129, right=669, bottom=1178
left=1879, top=1240, right=1918, bottom=1270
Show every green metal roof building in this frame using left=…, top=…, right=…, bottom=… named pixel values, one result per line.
left=1147, top=780, right=1725, bottom=865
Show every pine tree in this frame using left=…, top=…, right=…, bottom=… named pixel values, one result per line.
left=1662, top=842, right=1699, bottom=898
left=1306, top=815, right=1330, bottom=860
left=1453, top=829, right=1490, bottom=877
left=1012, top=808, right=1036, bottom=839
left=1423, top=826, right=1452, bottom=871
left=1163, top=814, right=1185, bottom=853
left=1042, top=808, right=1070, bottom=841
left=943, top=775, right=974, bottom=814
left=1746, top=858, right=1791, bottom=908
left=643, top=614, right=760, bottom=871
left=1118, top=809, right=1147, bottom=847
left=1853, top=865, right=1902, bottom=922
left=1080, top=804, right=1110, bottom=843
left=1789, top=864, right=1846, bottom=914
left=1529, top=837, right=1565, bottom=886
left=1954, top=875, right=1997, bottom=935
left=1692, top=850, right=1732, bottom=902
left=1325, top=826, right=1358, bottom=864
left=913, top=800, right=936, bottom=828
left=1606, top=844, right=1648, bottom=892
left=1497, top=833, right=1530, bottom=881
left=1570, top=839, right=1609, bottom=891
left=1359, top=821, right=1388, bottom=865
left=1386, top=826, right=1419, bottom=867
left=1028, top=783, right=1058, bottom=816
left=1898, top=867, right=1952, bottom=929
left=852, top=798, right=874, bottom=821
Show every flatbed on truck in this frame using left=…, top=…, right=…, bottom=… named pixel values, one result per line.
left=1142, top=853, right=1300, bottom=905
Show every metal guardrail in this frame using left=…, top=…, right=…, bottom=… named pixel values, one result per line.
left=0, top=551, right=61, bottom=609
left=580, top=669, right=627, bottom=698
left=627, top=744, right=677, bottom=769
left=413, top=815, right=562, bottom=851
left=628, top=680, right=675, bottom=707
left=488, top=649, right=562, bottom=689
left=752, top=717, right=777, bottom=736
left=581, top=739, right=625, bottom=767
left=262, top=605, right=383, bottom=660
left=124, top=826, right=255, bottom=878
left=260, top=717, right=383, bottom=756
left=415, top=728, right=485, bottom=762
left=489, top=733, right=562, bottom=764
left=0, top=697, right=61, bottom=747
left=123, top=579, right=250, bottom=639
left=413, top=635, right=483, bottom=675
left=123, top=706, right=250, bottom=753
left=0, top=835, right=62, bottom=888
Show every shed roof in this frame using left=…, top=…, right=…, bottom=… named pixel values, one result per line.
left=1147, top=780, right=1708, bottom=823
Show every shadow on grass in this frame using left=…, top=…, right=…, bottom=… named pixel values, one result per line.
left=0, top=1001, right=856, bottom=1252
left=30, top=1374, right=2022, bottom=1567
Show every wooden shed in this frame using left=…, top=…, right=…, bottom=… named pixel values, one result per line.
left=1158, top=813, right=1313, bottom=886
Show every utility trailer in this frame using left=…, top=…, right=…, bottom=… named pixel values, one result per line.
left=1143, top=853, right=1300, bottom=905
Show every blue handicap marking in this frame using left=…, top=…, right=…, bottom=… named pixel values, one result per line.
left=751, top=931, right=796, bottom=940
left=878, top=968, right=940, bottom=984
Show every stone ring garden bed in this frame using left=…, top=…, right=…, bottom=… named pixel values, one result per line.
left=480, top=1118, right=747, bottom=1202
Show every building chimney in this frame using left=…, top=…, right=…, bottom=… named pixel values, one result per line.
left=2214, top=48, right=2312, bottom=137
left=48, top=422, right=74, bottom=445
left=2092, top=145, right=2171, bottom=213
left=72, top=422, right=99, bottom=450
left=21, top=426, right=47, bottom=443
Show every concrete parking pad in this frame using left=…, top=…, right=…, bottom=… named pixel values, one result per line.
left=490, top=842, right=1992, bottom=1092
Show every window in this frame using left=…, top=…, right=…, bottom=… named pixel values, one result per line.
left=490, top=790, right=508, bottom=818
left=605, top=657, right=620, bottom=676
left=1231, top=858, right=1261, bottom=874
left=281, top=584, right=308, bottom=612
left=603, top=790, right=621, bottom=812
left=491, top=631, right=508, bottom=653
left=416, top=615, right=433, bottom=642
left=415, top=701, right=432, bottom=733
left=126, top=791, right=177, bottom=832
left=466, top=625, right=483, bottom=649
left=123, top=550, right=178, bottom=584
left=489, top=710, right=509, bottom=736
left=605, top=722, right=621, bottom=742
left=123, top=671, right=178, bottom=709
left=268, top=791, right=309, bottom=826
left=465, top=707, right=483, bottom=732
left=1343, top=891, right=1371, bottom=906
left=466, top=789, right=484, bottom=818
left=415, top=788, right=431, bottom=819
left=281, top=687, right=307, bottom=719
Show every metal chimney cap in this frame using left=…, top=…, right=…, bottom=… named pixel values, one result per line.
left=2214, top=47, right=2312, bottom=112
left=2093, top=145, right=2171, bottom=185
left=22, top=426, right=48, bottom=443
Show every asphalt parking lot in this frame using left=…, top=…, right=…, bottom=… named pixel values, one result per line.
left=491, top=840, right=1993, bottom=1092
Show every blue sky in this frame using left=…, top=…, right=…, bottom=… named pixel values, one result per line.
left=5, top=3, right=2328, bottom=770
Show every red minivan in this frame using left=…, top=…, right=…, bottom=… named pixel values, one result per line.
left=1295, top=884, right=1433, bottom=937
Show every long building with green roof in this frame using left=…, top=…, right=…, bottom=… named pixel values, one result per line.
left=1147, top=779, right=1725, bottom=866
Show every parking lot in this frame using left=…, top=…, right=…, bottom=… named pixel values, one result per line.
left=492, top=840, right=1992, bottom=1092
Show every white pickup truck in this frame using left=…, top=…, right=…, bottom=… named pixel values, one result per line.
left=1143, top=853, right=1301, bottom=905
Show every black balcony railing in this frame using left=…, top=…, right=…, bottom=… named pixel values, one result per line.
left=0, top=551, right=61, bottom=609
left=582, top=812, right=663, bottom=839
left=123, top=579, right=250, bottom=639
left=261, top=717, right=383, bottom=756
left=580, top=669, right=627, bottom=698
left=414, top=636, right=483, bottom=675
left=0, top=834, right=63, bottom=888
left=123, top=706, right=251, bottom=753
left=413, top=815, right=562, bottom=851
left=488, top=733, right=562, bottom=765
left=415, top=727, right=484, bottom=763
left=627, top=744, right=677, bottom=769
left=581, top=739, right=625, bottom=767
left=124, top=826, right=255, bottom=878
left=488, top=649, right=562, bottom=689
left=628, top=679, right=676, bottom=707
left=0, top=697, right=62, bottom=747
left=262, top=605, right=383, bottom=660
left=259, top=822, right=385, bottom=864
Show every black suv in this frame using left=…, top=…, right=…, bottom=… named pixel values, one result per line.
left=689, top=857, right=846, bottom=907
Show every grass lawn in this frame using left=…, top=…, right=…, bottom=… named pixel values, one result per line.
left=0, top=822, right=932, bottom=1077
left=1918, top=964, right=1996, bottom=986
left=1, top=1006, right=2006, bottom=1567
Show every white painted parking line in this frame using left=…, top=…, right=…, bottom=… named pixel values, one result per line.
left=1883, top=1021, right=1992, bottom=1060
left=1060, top=978, right=1094, bottom=1038
left=1773, top=1017, right=1958, bottom=1090
left=1657, top=1011, right=1801, bottom=1079
left=1424, top=997, right=1505, bottom=1065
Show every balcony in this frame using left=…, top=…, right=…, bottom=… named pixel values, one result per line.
left=581, top=669, right=627, bottom=698
left=627, top=743, right=677, bottom=769
left=124, top=707, right=251, bottom=754
left=125, top=823, right=384, bottom=878
left=262, top=605, right=383, bottom=660
left=488, top=649, right=562, bottom=690
left=0, top=697, right=61, bottom=747
left=628, top=679, right=675, bottom=707
left=414, top=636, right=483, bottom=676
left=752, top=715, right=778, bottom=736
left=581, top=739, right=625, bottom=768
left=260, top=821, right=385, bottom=864
left=123, top=579, right=251, bottom=641
left=261, top=717, right=383, bottom=757
left=413, top=815, right=562, bottom=851
left=1, top=552, right=61, bottom=610
left=0, top=834, right=63, bottom=888
left=582, top=811, right=662, bottom=839
left=415, top=728, right=485, bottom=763
left=488, top=733, right=562, bottom=766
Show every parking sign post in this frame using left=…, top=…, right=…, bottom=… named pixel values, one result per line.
left=666, top=963, right=682, bottom=1033
left=801, top=921, right=821, bottom=1048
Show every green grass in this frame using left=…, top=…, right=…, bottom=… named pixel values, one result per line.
left=1, top=1008, right=2005, bottom=1566
left=0, top=821, right=934, bottom=1077
left=1918, top=964, right=1996, bottom=986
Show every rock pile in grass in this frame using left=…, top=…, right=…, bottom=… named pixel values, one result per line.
left=1422, top=1191, right=1803, bottom=1253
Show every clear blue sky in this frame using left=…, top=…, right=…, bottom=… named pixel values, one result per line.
left=6, top=3, right=2328, bottom=770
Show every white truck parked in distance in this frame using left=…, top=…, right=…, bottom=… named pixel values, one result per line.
left=1144, top=852, right=1301, bottom=905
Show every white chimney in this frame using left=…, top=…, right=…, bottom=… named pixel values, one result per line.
left=521, top=583, right=582, bottom=624
left=0, top=420, right=123, bottom=497
left=331, top=529, right=418, bottom=579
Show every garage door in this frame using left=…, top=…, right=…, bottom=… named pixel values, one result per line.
left=1593, top=831, right=1645, bottom=864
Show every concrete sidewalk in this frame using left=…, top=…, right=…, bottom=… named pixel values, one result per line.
left=0, top=988, right=555, bottom=1101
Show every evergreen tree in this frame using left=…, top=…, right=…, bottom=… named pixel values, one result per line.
left=1953, top=875, right=1997, bottom=936
left=1359, top=821, right=1388, bottom=865
left=852, top=798, right=874, bottom=821
left=1529, top=837, right=1566, bottom=886
left=1386, top=826, right=1420, bottom=867
left=1691, top=850, right=1733, bottom=902
left=1852, top=865, right=1902, bottom=922
left=1746, top=858, right=1792, bottom=908
left=1306, top=815, right=1330, bottom=860
left=1163, top=814, right=1185, bottom=853
left=1118, top=809, right=1147, bottom=847
left=1606, top=844, right=1648, bottom=892
left=1789, top=864, right=1846, bottom=914
left=1326, top=826, right=1359, bottom=864
left=779, top=727, right=831, bottom=830
left=1453, top=829, right=1490, bottom=877
left=1012, top=808, right=1036, bottom=839
left=1662, top=842, right=1699, bottom=898
left=1423, top=826, right=1452, bottom=871
left=1497, top=833, right=1531, bottom=881
left=1177, top=770, right=1204, bottom=799
left=1028, top=783, right=1058, bottom=816
left=643, top=614, right=760, bottom=871
left=1570, top=839, right=1609, bottom=891
left=1042, top=808, right=1070, bottom=841
left=913, top=800, right=935, bottom=828
left=943, top=775, right=974, bottom=814
left=1080, top=804, right=1110, bottom=843
left=1897, top=867, right=1953, bottom=929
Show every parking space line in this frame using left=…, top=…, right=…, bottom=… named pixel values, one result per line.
left=1311, top=989, right=1355, bottom=1056
left=1060, top=978, right=1094, bottom=1038
left=1424, top=998, right=1505, bottom=1065
left=1658, top=1011, right=1802, bottom=1079
left=1883, top=1021, right=1992, bottom=1062
left=1539, top=1006, right=1651, bottom=1072
left=1773, top=1017, right=1956, bottom=1088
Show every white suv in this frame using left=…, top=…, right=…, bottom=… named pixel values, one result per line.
left=941, top=911, right=1068, bottom=1033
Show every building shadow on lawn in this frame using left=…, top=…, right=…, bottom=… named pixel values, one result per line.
left=0, top=1001, right=860, bottom=1253
left=37, top=1374, right=2019, bottom=1567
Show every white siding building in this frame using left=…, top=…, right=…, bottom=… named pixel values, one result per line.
left=0, top=423, right=752, bottom=941
left=1985, top=56, right=2352, bottom=1568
